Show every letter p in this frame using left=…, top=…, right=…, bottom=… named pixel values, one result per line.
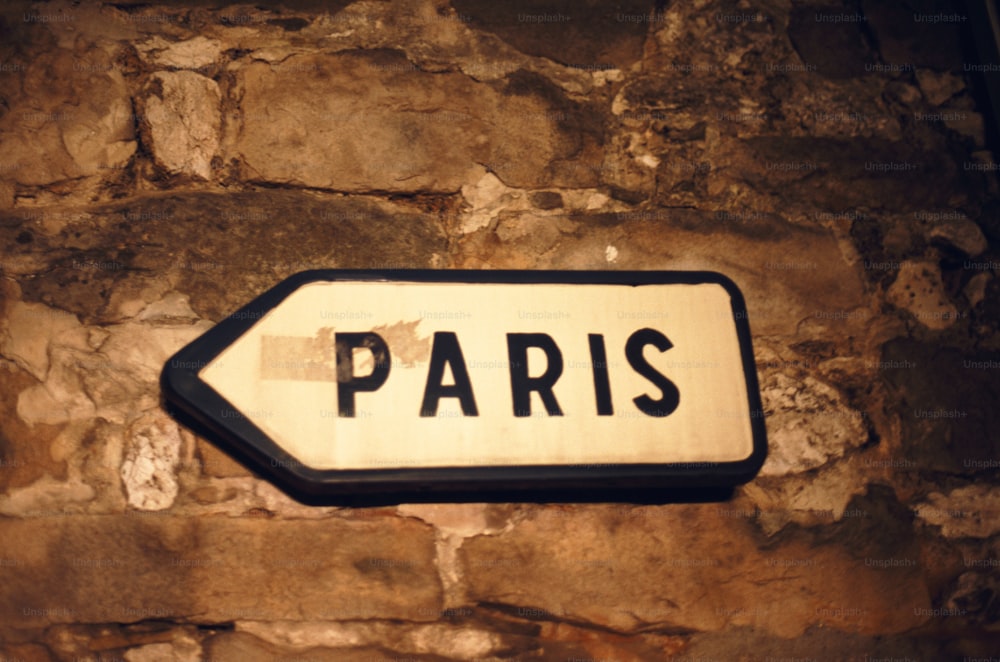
left=335, top=332, right=390, bottom=417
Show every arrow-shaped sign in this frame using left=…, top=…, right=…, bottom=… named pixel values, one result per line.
left=161, top=270, right=767, bottom=497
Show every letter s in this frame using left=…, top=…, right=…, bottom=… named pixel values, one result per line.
left=625, top=328, right=679, bottom=417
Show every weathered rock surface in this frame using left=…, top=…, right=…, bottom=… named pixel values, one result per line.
left=232, top=51, right=603, bottom=192
left=928, top=215, right=989, bottom=257
left=0, top=190, right=448, bottom=324
left=120, top=410, right=185, bottom=511
left=0, top=190, right=450, bottom=521
left=0, top=47, right=136, bottom=187
left=915, top=485, right=1000, bottom=539
left=138, top=35, right=223, bottom=70
left=0, top=0, right=996, bottom=657
left=758, top=372, right=868, bottom=476
left=887, top=260, right=960, bottom=330
left=459, top=503, right=931, bottom=638
left=141, top=71, right=222, bottom=180
left=0, top=514, right=441, bottom=627
left=742, top=457, right=884, bottom=535
left=206, top=632, right=449, bottom=662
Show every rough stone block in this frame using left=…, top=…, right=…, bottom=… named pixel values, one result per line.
left=0, top=514, right=442, bottom=628
left=887, top=260, right=959, bottom=330
left=459, top=504, right=931, bottom=638
left=141, top=71, right=222, bottom=180
left=233, top=51, right=602, bottom=192
left=2, top=192, right=448, bottom=325
left=0, top=47, right=135, bottom=186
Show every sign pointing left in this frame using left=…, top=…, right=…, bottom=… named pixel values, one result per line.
left=162, top=269, right=767, bottom=497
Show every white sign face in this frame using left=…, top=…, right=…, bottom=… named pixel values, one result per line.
left=163, top=271, right=766, bottom=495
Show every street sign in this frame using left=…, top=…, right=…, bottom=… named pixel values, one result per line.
left=161, top=270, right=767, bottom=496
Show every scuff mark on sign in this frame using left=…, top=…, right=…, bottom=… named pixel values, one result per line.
left=259, top=321, right=431, bottom=381
left=260, top=327, right=337, bottom=380
left=371, top=320, right=431, bottom=368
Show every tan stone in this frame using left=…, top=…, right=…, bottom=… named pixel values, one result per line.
left=0, top=514, right=441, bottom=627
left=0, top=129, right=73, bottom=188
left=1, top=300, right=86, bottom=382
left=459, top=171, right=527, bottom=234
left=16, top=383, right=78, bottom=427
left=206, top=631, right=432, bottom=662
left=142, top=71, right=222, bottom=180
left=145, top=36, right=223, bottom=70
left=0, top=642, right=53, bottom=662
left=18, top=347, right=102, bottom=428
left=964, top=272, right=991, bottom=307
left=459, top=504, right=931, bottom=638
left=3, top=312, right=212, bottom=445
left=397, top=503, right=504, bottom=539
left=136, top=291, right=200, bottom=324
left=98, top=320, right=214, bottom=385
left=123, top=635, right=202, bottom=662
left=240, top=620, right=506, bottom=659
left=759, top=373, right=868, bottom=476
left=0, top=45, right=135, bottom=186
left=915, top=485, right=1000, bottom=539
left=741, top=456, right=877, bottom=535
left=915, top=69, right=965, bottom=106
left=0, top=362, right=70, bottom=493
left=60, top=94, right=136, bottom=176
left=927, top=217, right=988, bottom=257
left=207, top=632, right=314, bottom=661
left=194, top=438, right=252, bottom=479
left=943, top=109, right=987, bottom=148
left=0, top=474, right=95, bottom=518
left=0, top=182, right=13, bottom=212
left=233, top=51, right=600, bottom=192
left=887, top=261, right=959, bottom=330
left=119, top=409, right=184, bottom=511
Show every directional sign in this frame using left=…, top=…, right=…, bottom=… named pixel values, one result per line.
left=161, top=270, right=767, bottom=496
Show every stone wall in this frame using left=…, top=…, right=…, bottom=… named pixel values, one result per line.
left=1, top=0, right=999, bottom=659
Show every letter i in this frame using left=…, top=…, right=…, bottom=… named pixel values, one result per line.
left=588, top=334, right=613, bottom=415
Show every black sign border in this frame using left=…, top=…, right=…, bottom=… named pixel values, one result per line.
left=161, top=270, right=767, bottom=498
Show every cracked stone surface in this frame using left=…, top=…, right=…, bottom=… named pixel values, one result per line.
left=141, top=71, right=222, bottom=180
left=758, top=372, right=869, bottom=476
left=0, top=0, right=998, bottom=658
left=120, top=409, right=184, bottom=511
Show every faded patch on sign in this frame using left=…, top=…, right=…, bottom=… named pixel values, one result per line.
left=371, top=320, right=431, bottom=368
left=259, top=323, right=430, bottom=380
left=260, top=327, right=337, bottom=381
